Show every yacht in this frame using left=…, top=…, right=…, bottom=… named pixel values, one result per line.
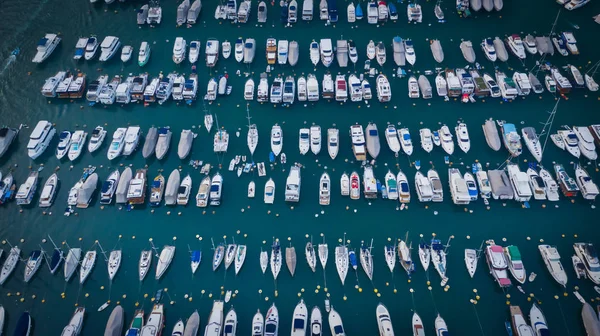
left=171, top=74, right=185, bottom=101
left=28, top=120, right=56, bottom=159
left=375, top=41, right=386, bottom=66
left=575, top=165, right=599, bottom=200
left=120, top=45, right=133, bottom=63
left=147, top=4, right=163, bottom=24
left=0, top=247, right=20, bottom=284
left=126, top=169, right=147, bottom=205
left=350, top=124, right=367, bottom=161
left=270, top=76, right=283, bottom=103
left=41, top=71, right=66, bottom=97
left=138, top=42, right=151, bottom=66
left=55, top=74, right=73, bottom=98
left=84, top=36, right=99, bottom=60
left=496, top=71, right=518, bottom=100
left=375, top=303, right=394, bottom=336
left=385, top=170, right=398, bottom=200
left=419, top=128, right=434, bottom=153
left=297, top=76, right=307, bottom=101
left=55, top=131, right=71, bottom=160
left=348, top=74, right=362, bottom=102
left=115, top=76, right=133, bottom=104
left=209, top=173, right=223, bottom=206
left=206, top=39, right=219, bottom=67
left=309, top=40, right=320, bottom=66
left=573, top=243, right=600, bottom=284
left=439, top=125, right=454, bottom=155
left=485, top=244, right=511, bottom=288
left=283, top=75, right=296, bottom=104
left=270, top=125, right=283, bottom=156
left=527, top=167, right=546, bottom=200
left=376, top=74, right=391, bottom=102
left=507, top=164, right=532, bottom=202
left=573, top=126, right=598, bottom=161
left=500, top=122, right=522, bottom=157
left=320, top=39, right=333, bottom=67
left=141, top=304, right=164, bottom=336
left=99, top=36, right=121, bottom=62
left=361, top=79, right=372, bottom=100
left=481, top=38, right=497, bottom=62
left=244, top=38, right=256, bottom=64
left=38, top=173, right=58, bottom=208
left=298, top=128, right=310, bottom=155
left=350, top=171, right=361, bottom=200
left=538, top=244, right=568, bottom=287
left=335, top=74, right=347, bottom=102
left=483, top=73, right=501, bottom=97
left=555, top=163, right=579, bottom=198
left=385, top=125, right=400, bottom=154
left=561, top=32, right=579, bottom=54
left=327, top=128, right=339, bottom=160
left=540, top=167, right=560, bottom=201
left=86, top=74, right=108, bottom=102
left=521, top=127, right=542, bottom=162
left=32, top=33, right=61, bottom=63
left=285, top=166, right=301, bottom=202
left=415, top=171, right=433, bottom=202
left=506, top=34, right=526, bottom=59
left=558, top=129, right=581, bottom=159
left=67, top=130, right=87, bottom=161
left=278, top=40, right=289, bottom=65
left=455, top=123, right=470, bottom=153
left=398, top=127, right=413, bottom=156
left=195, top=176, right=211, bottom=207
left=464, top=172, right=478, bottom=201
left=121, top=126, right=140, bottom=156
left=322, top=73, right=334, bottom=99
left=290, top=300, right=308, bottom=336
left=397, top=170, right=410, bottom=203
left=238, top=0, right=251, bottom=22
left=504, top=245, right=526, bottom=284
left=310, top=125, right=321, bottom=155
left=363, top=165, right=377, bottom=199
left=428, top=169, right=444, bottom=202
left=448, top=168, right=470, bottom=205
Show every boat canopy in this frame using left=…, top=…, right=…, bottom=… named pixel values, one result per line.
left=293, top=319, right=305, bottom=329
left=508, top=246, right=521, bottom=260
left=191, top=250, right=201, bottom=261
left=38, top=38, right=49, bottom=46
left=490, top=245, right=503, bottom=253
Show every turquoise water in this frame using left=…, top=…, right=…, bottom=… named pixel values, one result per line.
left=1, top=0, right=600, bottom=334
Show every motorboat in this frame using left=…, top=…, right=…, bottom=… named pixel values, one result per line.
left=309, top=40, right=320, bottom=66
left=146, top=4, right=163, bottom=24
left=365, top=123, right=381, bottom=159
left=362, top=79, right=372, bottom=100
left=496, top=71, right=518, bottom=100
left=37, top=173, right=58, bottom=208
left=435, top=73, right=448, bottom=96
left=528, top=72, right=544, bottom=94
left=348, top=40, right=358, bottom=64
left=460, top=40, right=476, bottom=63
left=350, top=124, right=367, bottom=161
left=270, top=125, right=283, bottom=156
left=310, top=125, right=321, bottom=155
left=428, top=169, right=444, bottom=202
left=575, top=165, right=599, bottom=200
left=32, top=33, right=61, bottom=63
left=238, top=0, right=251, bottom=22
left=186, top=40, right=200, bottom=64
left=404, top=39, right=416, bottom=65
left=74, top=37, right=88, bottom=60
left=350, top=171, right=360, bottom=200
left=288, top=0, right=299, bottom=23
left=176, top=174, right=192, bottom=205
left=297, top=76, right=307, bottom=101
left=506, top=34, right=526, bottom=59
left=178, top=129, right=194, bottom=159
left=375, top=41, right=386, bottom=66
left=464, top=172, right=478, bottom=201
left=407, top=2, right=422, bottom=22
left=439, top=125, right=454, bottom=155
left=481, top=38, right=497, bottom=62
left=539, top=167, right=560, bottom=201
left=573, top=243, right=600, bottom=284
left=573, top=126, right=597, bottom=161
left=67, top=130, right=87, bottom=161
left=298, top=128, right=310, bottom=155
left=223, top=307, right=238, bottom=336
left=15, top=171, right=38, bottom=205
left=398, top=127, right=413, bottom=155
left=55, top=131, right=72, bottom=160
left=385, top=125, right=400, bottom=154
left=557, top=129, right=580, bottom=158
left=277, top=39, right=289, bottom=65
left=282, top=75, right=296, bottom=104
left=483, top=72, right=501, bottom=97
left=285, top=166, right=301, bottom=202
left=336, top=40, right=348, bottom=68
left=561, top=32, right=579, bottom=54
left=99, top=36, right=121, bottom=62
left=266, top=38, right=277, bottom=64
left=415, top=171, right=433, bottom=202
left=209, top=173, right=223, bottom=206
left=335, top=74, right=347, bottom=102
left=499, top=122, right=522, bottom=157
left=244, top=38, right=256, bottom=63
left=430, top=39, right=444, bottom=63
left=205, top=39, right=219, bottom=67
left=526, top=167, right=546, bottom=200
left=397, top=170, right=410, bottom=203
left=347, top=2, right=356, bottom=22
left=366, top=40, right=376, bottom=60
left=510, top=306, right=535, bottom=336
left=86, top=74, right=108, bottom=102
left=504, top=245, right=526, bottom=284
left=41, top=71, right=67, bottom=97
left=265, top=303, right=279, bottom=336
left=506, top=164, right=532, bottom=202
left=538, top=244, right=568, bottom=287
left=485, top=244, right=511, bottom=288
left=493, top=37, right=509, bottom=61
left=363, top=165, right=377, bottom=199
left=327, top=128, right=339, bottom=160
left=83, top=36, right=99, bottom=61
left=99, top=169, right=120, bottom=205
left=385, top=170, right=398, bottom=200
left=455, top=123, right=470, bottom=153
left=302, top=0, right=314, bottom=20
left=551, top=67, right=571, bottom=94
left=376, top=74, right=391, bottom=102
left=257, top=1, right=268, bottom=21
left=449, top=168, right=470, bottom=205
left=28, top=120, right=56, bottom=160
left=319, top=39, right=333, bottom=67
left=464, top=249, right=477, bottom=278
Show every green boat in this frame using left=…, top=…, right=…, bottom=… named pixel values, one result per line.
left=138, top=41, right=150, bottom=67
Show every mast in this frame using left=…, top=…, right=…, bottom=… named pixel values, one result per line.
left=539, top=98, right=561, bottom=155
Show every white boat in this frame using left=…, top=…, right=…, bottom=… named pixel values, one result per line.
left=15, top=171, right=39, bottom=205
left=310, top=125, right=321, bottom=155
left=435, top=315, right=450, bottom=336
left=454, top=123, right=470, bottom=153
left=526, top=168, right=546, bottom=201
left=506, top=164, right=532, bottom=202
left=573, top=243, right=600, bottom=284
left=538, top=244, right=568, bottom=287
left=121, top=45, right=133, bottom=63
left=79, top=250, right=97, bottom=284
left=449, top=168, right=470, bottom=205
left=367, top=1, right=377, bottom=23
left=156, top=245, right=175, bottom=280
left=247, top=123, right=259, bottom=155
left=270, top=124, right=283, bottom=156
left=264, top=304, right=279, bottom=336
left=298, top=128, right=310, bottom=155
left=84, top=36, right=99, bottom=61
left=264, top=178, right=275, bottom=204
left=38, top=173, right=58, bottom=208
left=348, top=74, right=362, bottom=102
left=32, top=33, right=61, bottom=63
left=320, top=39, right=333, bottom=67
left=209, top=173, right=223, bottom=206
left=326, top=128, right=338, bottom=160
left=428, top=169, right=444, bottom=202
left=270, top=241, right=282, bottom=279
left=397, top=170, right=410, bottom=203
left=521, top=127, right=542, bottom=162
left=385, top=125, right=400, bottom=154
left=322, top=73, right=334, bottom=99
left=575, top=165, right=599, bottom=201
left=206, top=39, right=220, bottom=67
left=55, top=131, right=71, bottom=160
left=415, top=171, right=433, bottom=202
left=335, top=74, right=347, bottom=102
left=285, top=166, right=301, bottom=202
left=539, top=168, right=559, bottom=202
left=439, top=125, right=454, bottom=155
left=297, top=76, right=307, bottom=101
left=28, top=120, right=56, bottom=159
left=63, top=248, right=81, bottom=282
left=257, top=1, right=267, bottom=21
left=99, top=36, right=121, bottom=62
left=309, top=41, right=320, bottom=66
left=61, top=307, right=85, bottom=336
left=376, top=303, right=394, bottom=336
left=0, top=247, right=20, bottom=284
left=419, top=243, right=430, bottom=271
left=485, top=244, right=511, bottom=288
left=335, top=245, right=349, bottom=285
left=319, top=172, right=331, bottom=205
left=107, top=250, right=122, bottom=281
left=407, top=75, right=419, bottom=98
left=305, top=242, right=317, bottom=272
left=403, top=39, right=416, bottom=66
left=196, top=176, right=211, bottom=207
left=277, top=40, right=289, bottom=65
left=252, top=310, right=264, bottom=336
left=376, top=74, right=391, bottom=102
left=234, top=38, right=244, bottom=62
left=558, top=129, right=580, bottom=158
left=328, top=307, right=346, bottom=336
left=398, top=127, right=413, bottom=156
left=365, top=122, right=381, bottom=159
left=506, top=34, right=526, bottom=59
left=419, top=128, right=434, bottom=153
left=573, top=126, right=598, bottom=161
left=106, top=127, right=126, bottom=160
left=290, top=299, right=308, bottom=336
left=67, top=130, right=87, bottom=161
left=243, top=38, right=256, bottom=64
left=282, top=75, right=296, bottom=104
left=464, top=249, right=477, bottom=278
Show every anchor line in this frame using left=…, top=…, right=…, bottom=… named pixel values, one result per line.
left=555, top=296, right=572, bottom=336
left=471, top=302, right=486, bottom=336
left=539, top=98, right=561, bottom=156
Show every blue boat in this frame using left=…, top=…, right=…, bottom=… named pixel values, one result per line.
left=11, top=47, right=20, bottom=56
left=13, top=312, right=31, bottom=336
left=388, top=2, right=397, bottom=19
left=48, top=248, right=63, bottom=274
left=348, top=250, right=357, bottom=270
left=280, top=1, right=288, bottom=22
left=355, top=2, right=363, bottom=19
left=328, top=0, right=338, bottom=22
left=269, top=152, right=276, bottom=163
left=191, top=250, right=201, bottom=273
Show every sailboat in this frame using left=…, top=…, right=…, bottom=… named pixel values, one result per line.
left=335, top=237, right=349, bottom=285
left=80, top=249, right=97, bottom=284
left=431, top=238, right=448, bottom=285
left=418, top=241, right=430, bottom=271
left=306, top=241, right=317, bottom=272
left=286, top=245, right=297, bottom=277
left=271, top=239, right=282, bottom=280
left=384, top=245, right=396, bottom=273
left=360, top=240, right=374, bottom=281
left=260, top=249, right=269, bottom=274
left=107, top=250, right=122, bottom=281
left=224, top=241, right=237, bottom=270
left=398, top=235, right=414, bottom=277
left=234, top=244, right=246, bottom=275
left=318, top=236, right=328, bottom=269
left=212, top=240, right=225, bottom=271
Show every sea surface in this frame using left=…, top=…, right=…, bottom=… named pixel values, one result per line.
left=0, top=0, right=599, bottom=334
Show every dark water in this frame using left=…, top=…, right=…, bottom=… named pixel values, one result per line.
left=0, top=0, right=600, bottom=334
